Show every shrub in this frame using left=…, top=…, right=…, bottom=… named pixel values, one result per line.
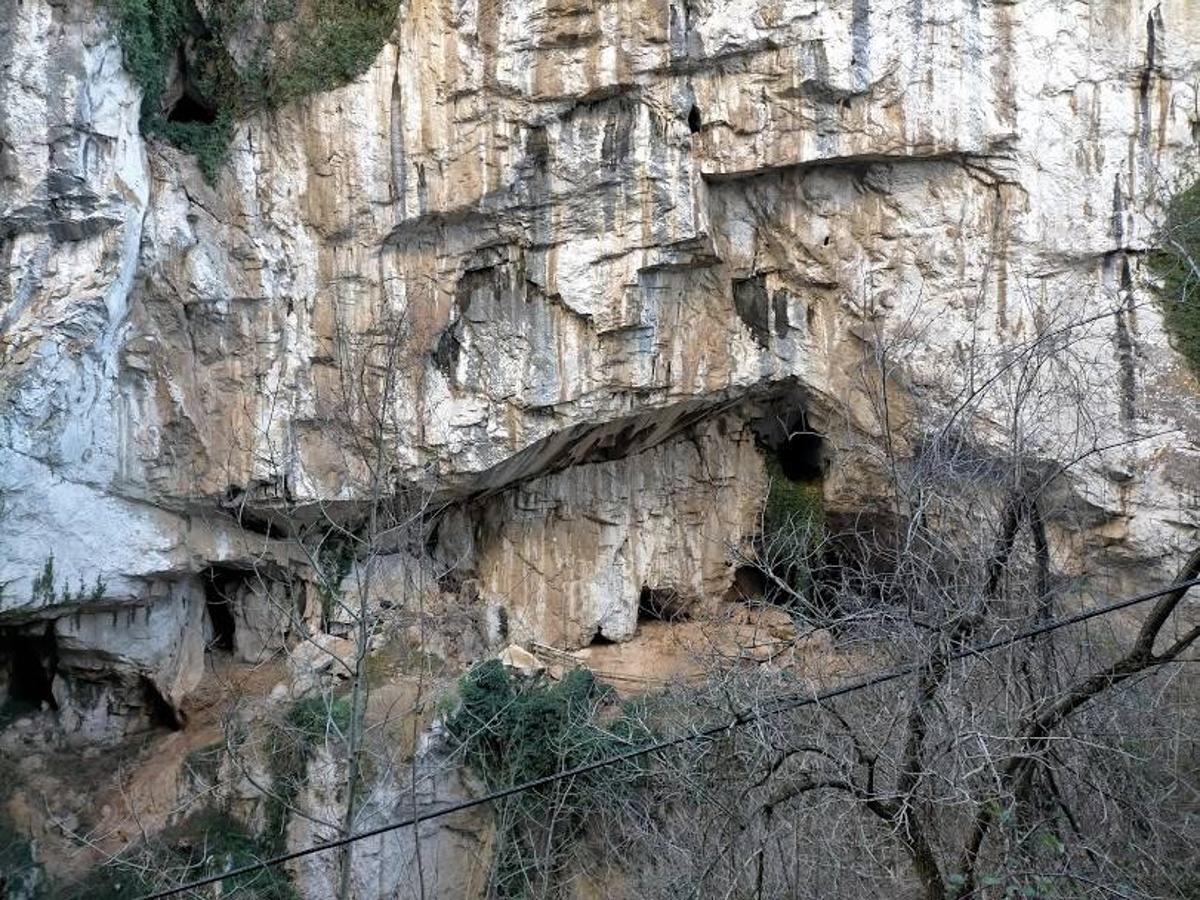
left=1150, top=175, right=1200, bottom=377
left=764, top=457, right=824, bottom=539
left=444, top=661, right=651, bottom=897
left=55, top=807, right=297, bottom=899
left=261, top=694, right=352, bottom=853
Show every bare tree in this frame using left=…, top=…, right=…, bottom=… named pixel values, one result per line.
left=574, top=285, right=1200, bottom=900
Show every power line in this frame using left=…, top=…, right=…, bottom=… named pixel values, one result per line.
left=140, top=575, right=1200, bottom=899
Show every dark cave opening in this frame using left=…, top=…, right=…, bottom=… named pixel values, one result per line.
left=167, top=91, right=218, bottom=125
left=687, top=104, right=702, bottom=134
left=201, top=566, right=243, bottom=652
left=0, top=626, right=59, bottom=712
left=638, top=587, right=689, bottom=623
left=141, top=676, right=185, bottom=731
left=725, top=565, right=768, bottom=603
left=776, top=428, right=826, bottom=483
left=588, top=630, right=618, bottom=646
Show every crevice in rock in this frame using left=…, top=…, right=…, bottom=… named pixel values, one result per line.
left=687, top=104, right=702, bottom=134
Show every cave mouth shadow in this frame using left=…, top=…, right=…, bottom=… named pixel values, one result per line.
left=167, top=92, right=218, bottom=125
left=638, top=587, right=690, bottom=624
left=776, top=429, right=826, bottom=483
left=0, top=625, right=59, bottom=713
left=201, top=564, right=248, bottom=653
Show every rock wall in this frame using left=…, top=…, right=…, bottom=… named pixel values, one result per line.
left=1, top=0, right=1199, bottom=749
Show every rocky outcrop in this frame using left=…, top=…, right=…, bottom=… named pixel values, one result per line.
left=1, top=0, right=1199, bottom=799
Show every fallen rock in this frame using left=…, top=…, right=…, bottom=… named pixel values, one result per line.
left=497, top=644, right=544, bottom=677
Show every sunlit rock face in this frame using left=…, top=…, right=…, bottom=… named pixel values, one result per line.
left=2, top=0, right=1200, bottom=726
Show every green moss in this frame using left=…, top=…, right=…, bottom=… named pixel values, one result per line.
left=107, top=0, right=397, bottom=182
left=444, top=662, right=651, bottom=898
left=1150, top=176, right=1200, bottom=377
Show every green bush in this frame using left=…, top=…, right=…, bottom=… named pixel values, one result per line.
left=1150, top=176, right=1200, bottom=377
left=272, top=2, right=396, bottom=104
left=54, top=807, right=297, bottom=899
left=761, top=457, right=825, bottom=612
left=107, top=0, right=398, bottom=182
left=261, top=694, right=352, bottom=853
left=29, top=554, right=106, bottom=606
left=444, top=662, right=651, bottom=898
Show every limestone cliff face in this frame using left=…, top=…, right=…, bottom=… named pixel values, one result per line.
left=2, top=0, right=1199, bottom=729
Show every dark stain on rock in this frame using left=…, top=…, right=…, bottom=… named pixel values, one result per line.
left=1112, top=174, right=1125, bottom=245
left=851, top=0, right=871, bottom=91
left=434, top=266, right=499, bottom=381
left=1136, top=9, right=1163, bottom=158
left=601, top=99, right=636, bottom=169
left=526, top=126, right=551, bottom=170
left=772, top=289, right=790, bottom=337
left=733, top=275, right=770, bottom=347
left=389, top=69, right=407, bottom=218
left=432, top=325, right=463, bottom=381
left=1113, top=257, right=1138, bottom=426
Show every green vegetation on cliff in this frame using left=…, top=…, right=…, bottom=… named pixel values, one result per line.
left=55, top=807, right=297, bottom=899
left=445, top=661, right=652, bottom=897
left=109, top=0, right=396, bottom=181
left=1150, top=175, right=1200, bottom=376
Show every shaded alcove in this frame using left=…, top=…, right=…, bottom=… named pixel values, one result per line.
left=201, top=565, right=245, bottom=653
left=0, top=625, right=59, bottom=712
left=167, top=91, right=218, bottom=124
left=775, top=428, right=826, bottom=483
left=141, top=676, right=185, bottom=731
left=724, top=565, right=767, bottom=604
left=638, top=587, right=690, bottom=623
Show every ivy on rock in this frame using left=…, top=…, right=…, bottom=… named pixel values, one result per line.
left=109, top=0, right=398, bottom=182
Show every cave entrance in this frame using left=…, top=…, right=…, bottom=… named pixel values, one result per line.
left=167, top=92, right=218, bottom=125
left=201, top=565, right=245, bottom=653
left=638, top=587, right=689, bottom=623
left=776, top=428, right=825, bottom=484
left=141, top=677, right=185, bottom=731
left=725, top=565, right=767, bottom=603
left=0, top=626, right=59, bottom=713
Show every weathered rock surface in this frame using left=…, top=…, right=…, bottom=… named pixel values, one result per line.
left=1, top=0, right=1199, bottom=890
